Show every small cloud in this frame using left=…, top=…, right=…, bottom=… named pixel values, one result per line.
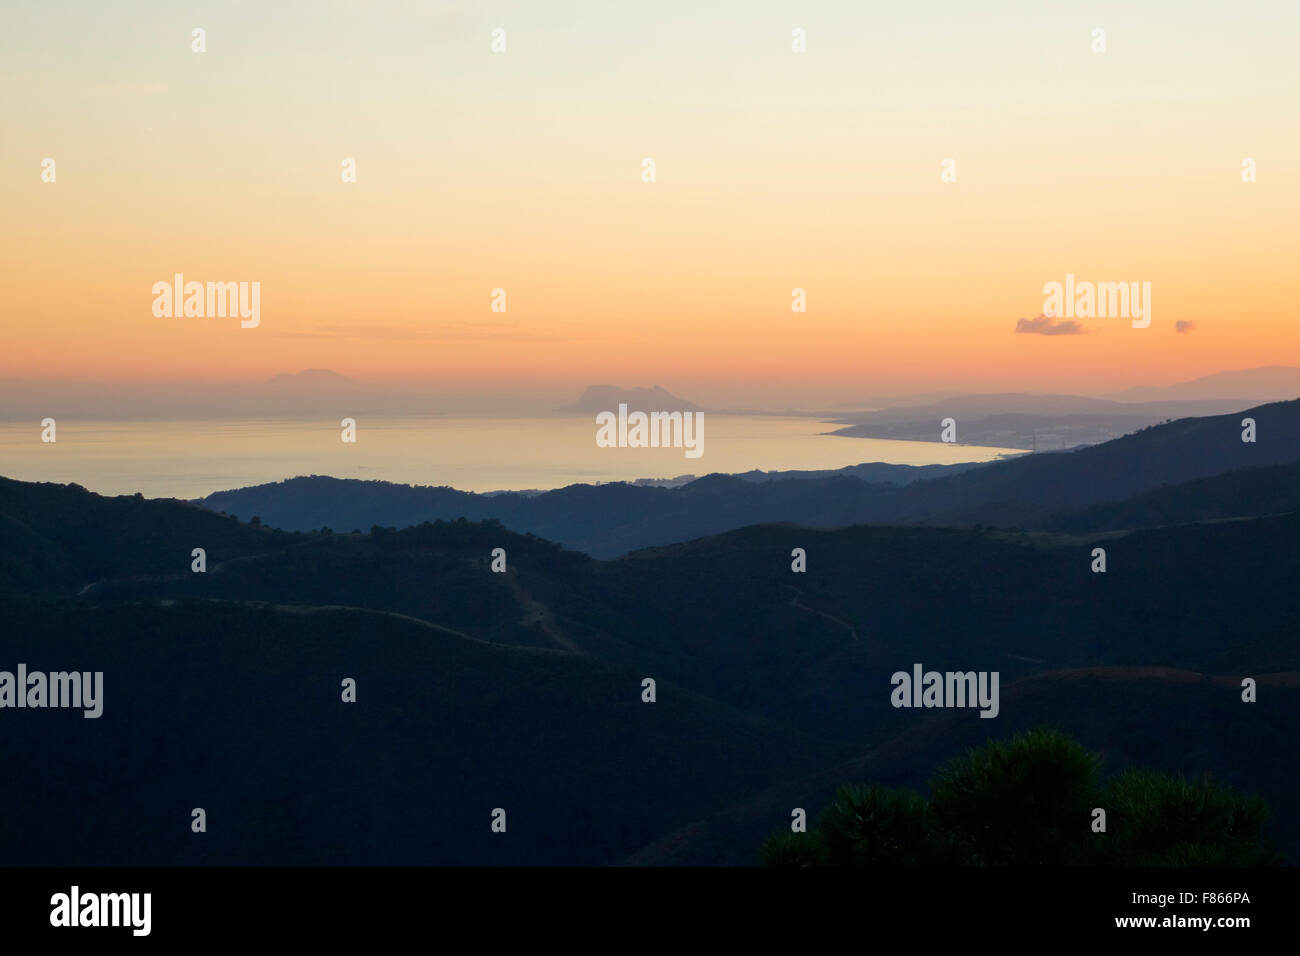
left=1015, top=314, right=1086, bottom=335
left=1175, top=320, right=1196, bottom=334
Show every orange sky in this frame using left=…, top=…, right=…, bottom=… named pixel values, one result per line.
left=3, top=1, right=1298, bottom=407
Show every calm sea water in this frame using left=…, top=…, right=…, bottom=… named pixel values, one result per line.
left=0, top=416, right=1022, bottom=499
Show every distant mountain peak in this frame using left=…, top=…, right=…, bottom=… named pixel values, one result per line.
left=1107, top=366, right=1300, bottom=402
left=559, top=385, right=702, bottom=412
left=264, top=369, right=356, bottom=387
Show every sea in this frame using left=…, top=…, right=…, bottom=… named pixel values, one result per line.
left=0, top=415, right=1023, bottom=499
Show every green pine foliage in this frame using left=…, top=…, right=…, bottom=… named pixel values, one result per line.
left=762, top=729, right=1277, bottom=867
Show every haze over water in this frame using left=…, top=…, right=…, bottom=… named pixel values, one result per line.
left=1, top=415, right=1022, bottom=499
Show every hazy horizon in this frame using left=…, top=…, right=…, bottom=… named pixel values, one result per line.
left=4, top=364, right=1300, bottom=420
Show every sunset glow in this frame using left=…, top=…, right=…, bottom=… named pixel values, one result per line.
left=3, top=1, right=1298, bottom=408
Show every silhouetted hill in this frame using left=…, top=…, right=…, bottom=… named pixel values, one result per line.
left=0, top=477, right=284, bottom=598
left=884, top=397, right=1300, bottom=526
left=1044, top=461, right=1300, bottom=532
left=196, top=471, right=914, bottom=557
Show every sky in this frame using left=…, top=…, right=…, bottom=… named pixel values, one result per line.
left=2, top=0, right=1298, bottom=409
